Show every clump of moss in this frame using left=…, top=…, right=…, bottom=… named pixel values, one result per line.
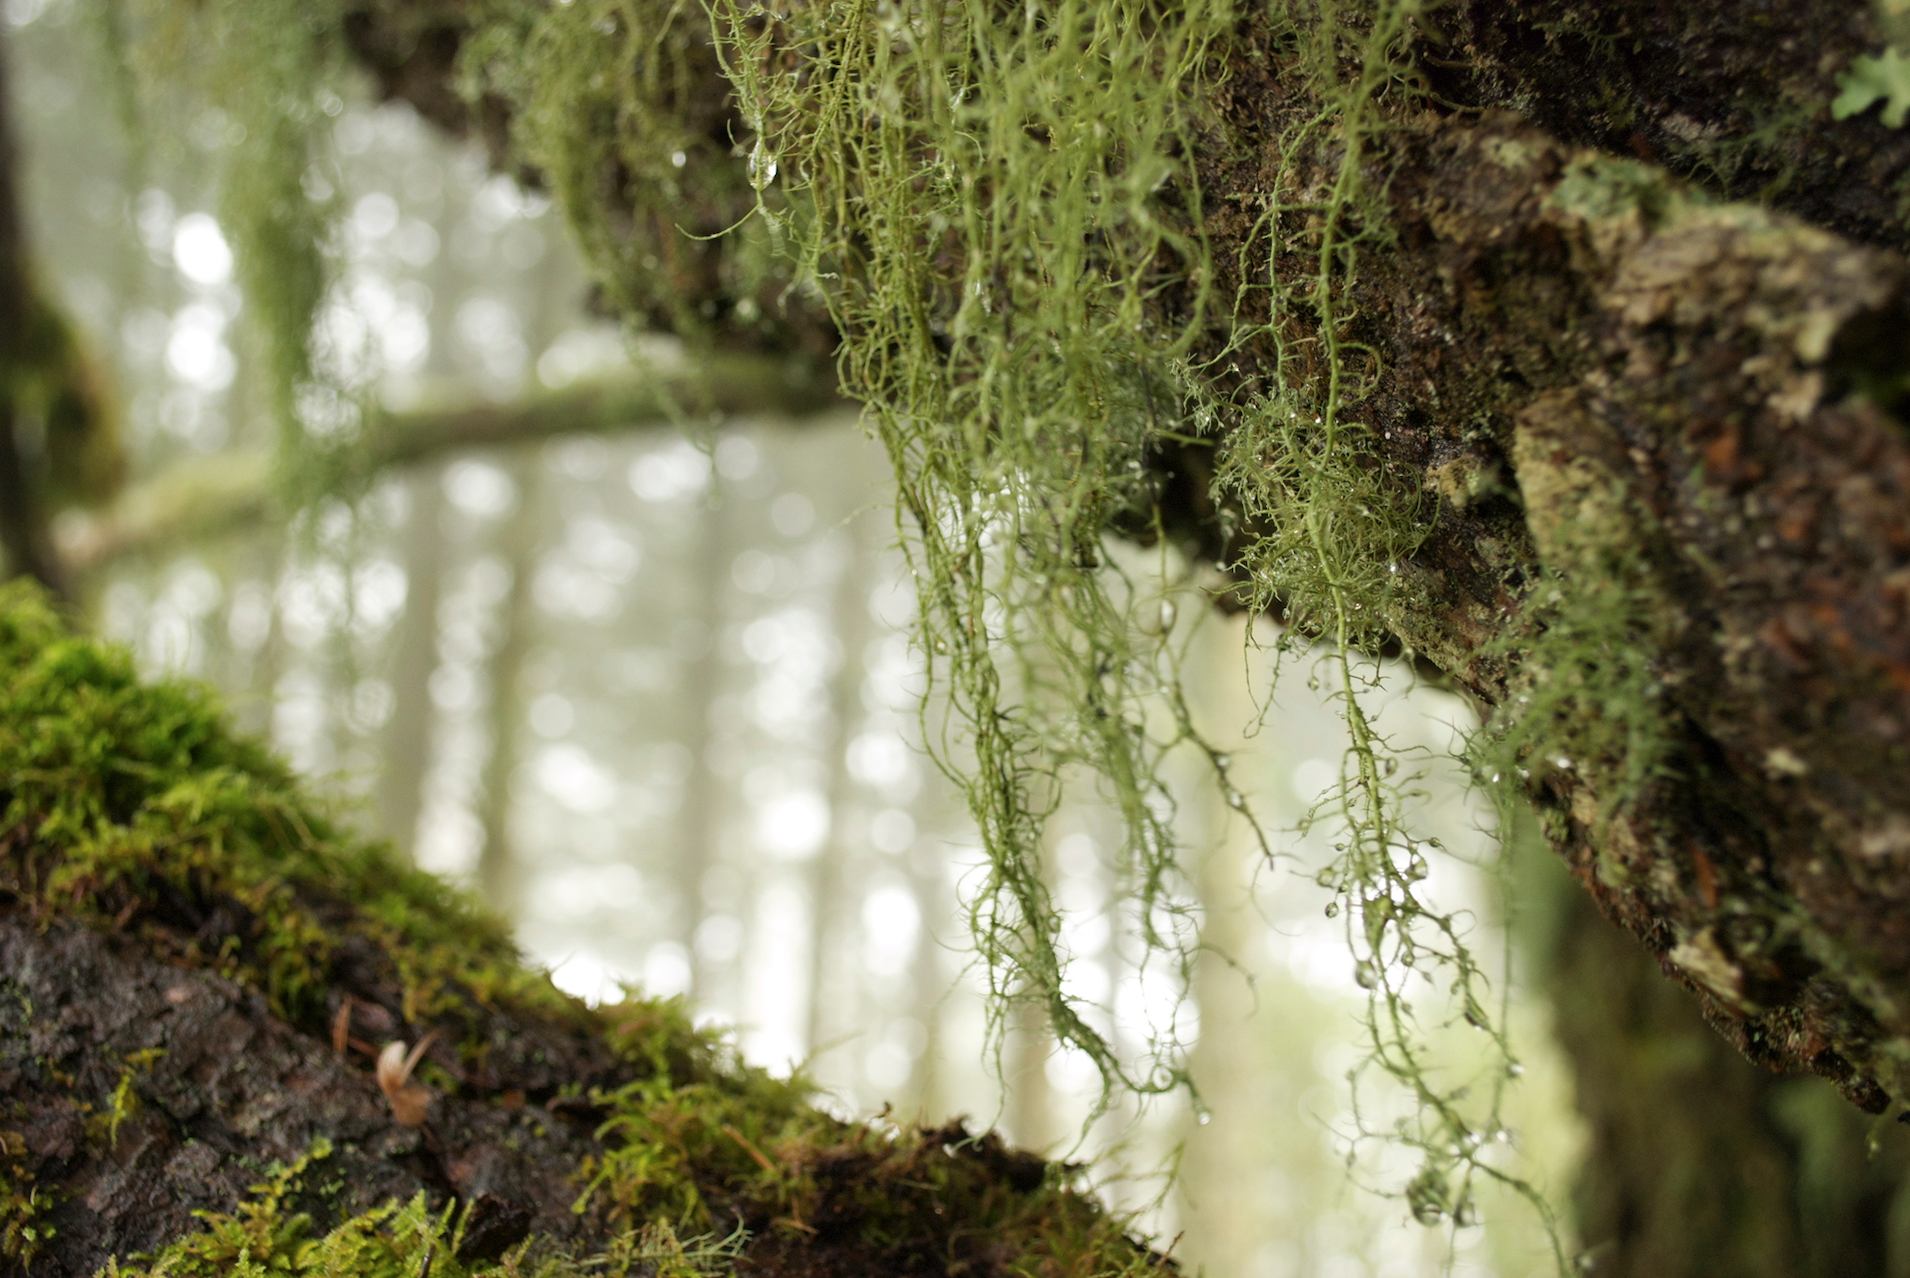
left=0, top=578, right=572, bottom=1037
left=0, top=1129, right=51, bottom=1269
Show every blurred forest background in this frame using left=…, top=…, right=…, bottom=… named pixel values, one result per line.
left=12, top=2, right=1906, bottom=1276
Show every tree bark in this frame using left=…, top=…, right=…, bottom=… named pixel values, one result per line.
left=1531, top=831, right=1910, bottom=1277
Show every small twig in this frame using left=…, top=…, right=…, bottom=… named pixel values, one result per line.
left=722, top=1123, right=777, bottom=1173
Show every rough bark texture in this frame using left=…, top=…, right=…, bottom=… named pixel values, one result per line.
left=0, top=887, right=1102, bottom=1277
left=1191, top=19, right=1910, bottom=1112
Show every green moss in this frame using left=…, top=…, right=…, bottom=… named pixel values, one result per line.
left=0, top=1128, right=53, bottom=1269
left=87, top=1048, right=167, bottom=1151
left=99, top=1135, right=742, bottom=1277
left=0, top=579, right=576, bottom=1036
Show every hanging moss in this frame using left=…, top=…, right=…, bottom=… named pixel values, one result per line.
left=107, top=0, right=1570, bottom=1243
left=117, top=0, right=1910, bottom=1262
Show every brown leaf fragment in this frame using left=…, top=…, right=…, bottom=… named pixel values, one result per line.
left=377, top=1031, right=438, bottom=1127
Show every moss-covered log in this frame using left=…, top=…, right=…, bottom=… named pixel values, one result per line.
left=0, top=584, right=1162, bottom=1276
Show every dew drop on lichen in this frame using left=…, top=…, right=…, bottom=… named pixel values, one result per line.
left=1354, top=960, right=1378, bottom=989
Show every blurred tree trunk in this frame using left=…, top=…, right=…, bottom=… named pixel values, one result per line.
left=670, top=479, right=729, bottom=1000
left=0, top=29, right=66, bottom=600
left=474, top=455, right=541, bottom=909
left=375, top=467, right=447, bottom=859
left=1532, top=834, right=1910, bottom=1276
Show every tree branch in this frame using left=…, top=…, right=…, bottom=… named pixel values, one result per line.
left=54, top=354, right=847, bottom=572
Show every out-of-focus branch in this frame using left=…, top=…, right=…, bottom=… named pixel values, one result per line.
left=55, top=354, right=846, bottom=572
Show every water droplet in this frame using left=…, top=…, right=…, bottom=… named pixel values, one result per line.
left=1197, top=1111, right=1211, bottom=1125
left=1324, top=902, right=1339, bottom=918
left=1157, top=600, right=1178, bottom=631
left=1354, top=960, right=1378, bottom=989
left=1506, top=1062, right=1525, bottom=1078
left=1226, top=790, right=1245, bottom=809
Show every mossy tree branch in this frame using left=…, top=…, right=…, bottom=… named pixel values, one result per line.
left=53, top=354, right=844, bottom=573
left=0, top=584, right=1160, bottom=1277
left=326, top=0, right=1910, bottom=1108
left=313, top=0, right=1910, bottom=1112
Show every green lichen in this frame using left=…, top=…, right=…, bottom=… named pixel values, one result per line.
left=118, top=0, right=336, bottom=450
left=458, top=0, right=787, bottom=348
left=714, top=0, right=1239, bottom=1109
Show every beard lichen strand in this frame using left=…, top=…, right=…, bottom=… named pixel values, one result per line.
left=1197, top=2, right=1569, bottom=1252
left=710, top=0, right=1571, bottom=1253
left=118, top=0, right=341, bottom=486
left=714, top=0, right=1241, bottom=1112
